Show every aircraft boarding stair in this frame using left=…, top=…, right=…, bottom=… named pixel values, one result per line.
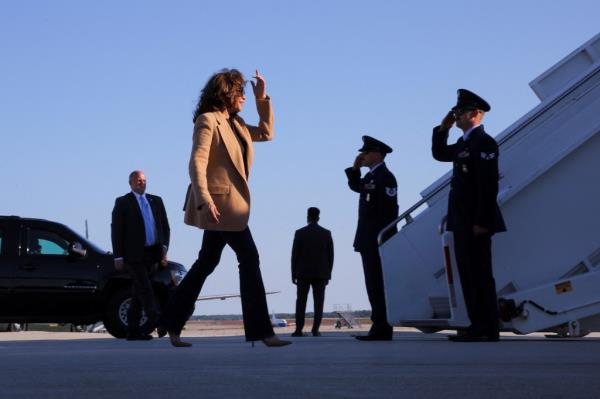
left=379, top=32, right=600, bottom=337
left=333, top=303, right=361, bottom=329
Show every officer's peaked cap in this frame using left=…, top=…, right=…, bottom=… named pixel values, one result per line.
left=452, top=89, right=491, bottom=112
left=358, top=135, right=393, bottom=154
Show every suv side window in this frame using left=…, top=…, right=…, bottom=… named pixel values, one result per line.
left=27, top=229, right=69, bottom=256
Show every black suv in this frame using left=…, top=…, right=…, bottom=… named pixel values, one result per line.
left=0, top=216, right=187, bottom=338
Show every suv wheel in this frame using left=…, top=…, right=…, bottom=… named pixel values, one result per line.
left=103, top=287, right=155, bottom=339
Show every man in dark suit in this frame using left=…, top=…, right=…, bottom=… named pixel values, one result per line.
left=345, top=136, right=399, bottom=341
left=432, top=89, right=507, bottom=342
left=111, top=170, right=170, bottom=340
left=291, top=207, right=334, bottom=337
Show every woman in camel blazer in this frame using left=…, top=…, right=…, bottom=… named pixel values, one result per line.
left=183, top=91, right=272, bottom=231
left=160, top=69, right=290, bottom=348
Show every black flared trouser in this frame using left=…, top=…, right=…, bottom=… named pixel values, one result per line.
left=161, top=227, right=274, bottom=341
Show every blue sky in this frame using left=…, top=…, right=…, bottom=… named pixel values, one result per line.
left=1, top=0, right=598, bottom=315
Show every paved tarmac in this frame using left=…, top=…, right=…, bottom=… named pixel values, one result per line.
left=2, top=330, right=600, bottom=399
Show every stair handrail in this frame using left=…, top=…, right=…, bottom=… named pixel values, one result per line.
left=377, top=183, right=448, bottom=245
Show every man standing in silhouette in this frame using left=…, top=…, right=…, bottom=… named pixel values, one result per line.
left=291, top=207, right=334, bottom=337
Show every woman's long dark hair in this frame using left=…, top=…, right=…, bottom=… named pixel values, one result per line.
left=192, top=69, right=245, bottom=123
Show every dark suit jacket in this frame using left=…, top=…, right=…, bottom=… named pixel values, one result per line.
left=111, top=192, right=170, bottom=263
left=432, top=125, right=506, bottom=234
left=291, top=223, right=334, bottom=280
left=345, top=163, right=399, bottom=252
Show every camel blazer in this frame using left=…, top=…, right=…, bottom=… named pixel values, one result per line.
left=184, top=97, right=274, bottom=231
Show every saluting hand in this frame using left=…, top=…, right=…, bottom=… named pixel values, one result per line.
left=440, top=111, right=455, bottom=131
left=353, top=154, right=365, bottom=170
left=251, top=69, right=267, bottom=99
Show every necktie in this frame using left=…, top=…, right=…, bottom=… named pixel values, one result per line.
left=139, top=196, right=156, bottom=246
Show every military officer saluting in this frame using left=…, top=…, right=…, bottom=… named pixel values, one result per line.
left=345, top=135, right=399, bottom=341
left=432, top=89, right=506, bottom=342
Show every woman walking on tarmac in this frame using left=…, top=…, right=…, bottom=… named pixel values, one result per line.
left=158, top=68, right=291, bottom=348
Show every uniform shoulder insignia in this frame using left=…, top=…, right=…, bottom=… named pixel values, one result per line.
left=480, top=152, right=496, bottom=160
left=385, top=187, right=397, bottom=197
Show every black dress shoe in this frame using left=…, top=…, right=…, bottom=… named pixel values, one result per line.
left=312, top=331, right=321, bottom=337
left=169, top=334, right=192, bottom=347
left=355, top=334, right=392, bottom=341
left=262, top=335, right=292, bottom=347
left=126, top=333, right=153, bottom=341
left=291, top=331, right=306, bottom=337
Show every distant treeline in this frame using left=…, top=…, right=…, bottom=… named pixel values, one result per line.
left=191, top=310, right=371, bottom=321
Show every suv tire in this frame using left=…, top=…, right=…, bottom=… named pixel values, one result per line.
left=103, top=287, right=156, bottom=339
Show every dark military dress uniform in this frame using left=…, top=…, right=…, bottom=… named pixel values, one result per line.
left=345, top=136, right=399, bottom=339
left=431, top=89, right=506, bottom=340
